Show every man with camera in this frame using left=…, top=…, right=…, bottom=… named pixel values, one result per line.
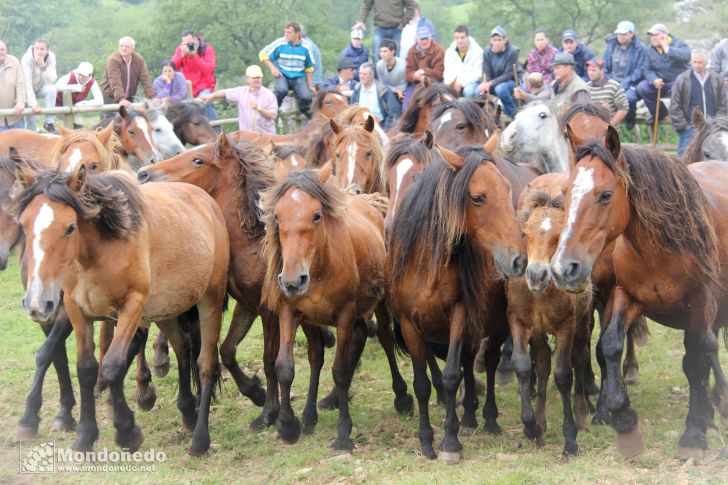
left=171, top=29, right=218, bottom=124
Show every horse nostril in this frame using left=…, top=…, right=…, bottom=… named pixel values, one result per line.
left=299, top=274, right=309, bottom=287
left=43, top=300, right=55, bottom=316
left=137, top=170, right=150, bottom=184
left=565, top=261, right=581, bottom=280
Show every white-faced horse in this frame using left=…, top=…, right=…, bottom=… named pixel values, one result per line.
left=500, top=103, right=568, bottom=173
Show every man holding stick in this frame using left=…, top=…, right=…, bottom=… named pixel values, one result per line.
left=478, top=26, right=520, bottom=119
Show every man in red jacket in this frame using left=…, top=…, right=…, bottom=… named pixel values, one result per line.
left=171, top=29, right=219, bottom=127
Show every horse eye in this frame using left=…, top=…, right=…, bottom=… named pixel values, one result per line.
left=538, top=112, right=548, bottom=119
left=597, top=191, right=613, bottom=205
left=471, top=194, right=486, bottom=206
left=192, top=157, right=205, bottom=167
left=127, top=129, right=136, bottom=135
left=154, top=128, right=162, bottom=133
left=703, top=150, right=711, bottom=159
left=89, top=162, right=99, bottom=171
left=365, top=150, right=372, bottom=158
left=65, top=223, right=77, bottom=236
left=313, top=213, right=322, bottom=223
left=192, top=122, right=201, bottom=126
left=456, top=124, right=466, bottom=131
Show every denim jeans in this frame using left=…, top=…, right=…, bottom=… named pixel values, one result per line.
left=0, top=118, right=25, bottom=132
left=636, top=79, right=674, bottom=119
left=197, top=88, right=220, bottom=133
left=462, top=82, right=481, bottom=99
left=274, top=76, right=313, bottom=116
left=24, top=84, right=58, bottom=130
left=492, top=80, right=516, bottom=117
left=624, top=86, right=638, bottom=126
left=373, top=26, right=402, bottom=61
left=677, top=127, right=695, bottom=157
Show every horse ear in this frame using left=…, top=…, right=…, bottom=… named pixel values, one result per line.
left=330, top=118, right=342, bottom=135
left=10, top=148, right=35, bottom=188
left=59, top=125, right=73, bottom=136
left=484, top=132, right=499, bottom=153
left=68, top=163, right=88, bottom=192
left=215, top=132, right=232, bottom=160
left=316, top=161, right=333, bottom=183
left=605, top=125, right=622, bottom=161
left=423, top=130, right=434, bottom=149
left=96, top=122, right=114, bottom=146
left=364, top=114, right=375, bottom=133
left=119, top=105, right=128, bottom=119
left=437, top=144, right=465, bottom=171
left=565, top=124, right=581, bottom=156
left=692, top=107, right=706, bottom=130
left=493, top=104, right=503, bottom=128
left=274, top=161, right=290, bottom=182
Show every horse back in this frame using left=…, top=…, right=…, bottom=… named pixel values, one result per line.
left=0, top=130, right=58, bottom=164
left=690, top=161, right=728, bottom=276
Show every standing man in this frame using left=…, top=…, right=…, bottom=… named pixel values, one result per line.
left=403, top=25, right=444, bottom=109
left=603, top=20, right=648, bottom=129
left=670, top=49, right=728, bottom=156
left=55, top=61, right=103, bottom=129
left=708, top=30, right=728, bottom=97
left=171, top=30, right=217, bottom=123
left=443, top=25, right=483, bottom=99
left=0, top=40, right=26, bottom=132
left=259, top=22, right=316, bottom=119
left=199, top=65, right=278, bottom=134
left=586, top=59, right=629, bottom=126
left=100, top=36, right=155, bottom=108
left=559, top=29, right=595, bottom=81
left=636, top=23, right=690, bottom=125
left=398, top=1, right=436, bottom=62
left=21, top=38, right=57, bottom=132
left=479, top=26, right=520, bottom=119
left=376, top=39, right=407, bottom=100
left=352, top=0, right=418, bottom=62
left=548, top=52, right=591, bottom=112
left=340, top=29, right=369, bottom=81
left=351, top=62, right=401, bottom=129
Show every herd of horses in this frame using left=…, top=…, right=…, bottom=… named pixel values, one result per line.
left=2, top=81, right=728, bottom=465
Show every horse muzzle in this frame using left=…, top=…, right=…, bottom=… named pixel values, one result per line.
left=22, top=291, right=60, bottom=324
left=549, top=258, right=591, bottom=294
left=525, top=263, right=550, bottom=293
left=137, top=167, right=164, bottom=184
left=278, top=272, right=310, bottom=297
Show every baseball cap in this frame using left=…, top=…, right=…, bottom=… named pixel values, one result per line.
left=614, top=21, right=635, bottom=35
left=551, top=52, right=576, bottom=67
left=337, top=58, right=356, bottom=70
left=245, top=65, right=264, bottom=78
left=490, top=26, right=506, bottom=38
left=562, top=29, right=578, bottom=42
left=351, top=28, right=364, bottom=40
left=647, top=23, right=668, bottom=35
left=416, top=25, right=433, bottom=40
left=76, top=61, right=94, bottom=76
left=586, top=59, right=605, bottom=69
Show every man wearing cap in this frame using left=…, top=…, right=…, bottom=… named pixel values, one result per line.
left=403, top=24, right=444, bottom=109
left=0, top=40, right=26, bottom=132
left=603, top=20, right=648, bottom=129
left=341, top=29, right=370, bottom=82
left=21, top=38, right=57, bottom=133
left=479, top=26, right=521, bottom=118
left=322, top=58, right=358, bottom=91
left=586, top=59, right=629, bottom=125
left=559, top=29, right=595, bottom=81
left=670, top=48, right=728, bottom=156
left=444, top=25, right=484, bottom=99
left=55, top=61, right=103, bottom=129
left=549, top=52, right=590, bottom=111
left=399, top=1, right=436, bottom=62
left=376, top=39, right=407, bottom=100
left=351, top=62, right=401, bottom=129
left=352, top=0, right=418, bottom=62
left=199, top=65, right=278, bottom=134
left=636, top=23, right=690, bottom=124
left=708, top=30, right=728, bottom=96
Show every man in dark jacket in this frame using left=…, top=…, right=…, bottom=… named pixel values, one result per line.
left=351, top=62, right=401, bottom=129
left=603, top=20, right=648, bottom=129
left=478, top=26, right=521, bottom=118
left=670, top=48, right=728, bottom=156
left=341, top=29, right=369, bottom=81
left=636, top=23, right=691, bottom=123
left=322, top=58, right=357, bottom=91
left=559, top=29, right=595, bottom=81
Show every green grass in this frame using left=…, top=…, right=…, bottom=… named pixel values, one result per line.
left=0, top=252, right=727, bottom=484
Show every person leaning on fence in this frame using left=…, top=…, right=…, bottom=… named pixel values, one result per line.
left=376, top=39, right=407, bottom=100
left=171, top=29, right=218, bottom=125
left=341, top=29, right=369, bottom=82
left=55, top=61, right=103, bottom=129
left=586, top=59, right=629, bottom=126
left=603, top=20, right=648, bottom=130
left=670, top=48, right=728, bottom=156
left=636, top=23, right=690, bottom=125
left=0, top=40, right=26, bottom=132
left=259, top=22, right=317, bottom=119
left=153, top=60, right=187, bottom=104
left=514, top=72, right=552, bottom=105
left=100, top=36, right=155, bottom=110
left=322, top=58, right=358, bottom=92
left=708, top=30, right=728, bottom=97
left=353, top=0, right=418, bottom=62
left=199, top=65, right=278, bottom=135
left=443, top=24, right=483, bottom=99
left=21, top=38, right=57, bottom=133
left=559, top=29, right=595, bottom=82
left=527, top=28, right=558, bottom=84
left=548, top=52, right=591, bottom=112
left=351, top=62, right=402, bottom=129
left=479, top=26, right=521, bottom=119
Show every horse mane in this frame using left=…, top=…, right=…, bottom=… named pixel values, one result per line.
left=336, top=105, right=371, bottom=126
left=0, top=154, right=48, bottom=176
left=303, top=121, right=333, bottom=167
left=313, top=89, right=347, bottom=112
left=389, top=147, right=496, bottom=343
left=9, top=169, right=145, bottom=240
left=165, top=102, right=204, bottom=121
left=518, top=190, right=564, bottom=225
left=49, top=129, right=123, bottom=170
left=576, top=141, right=721, bottom=321
left=271, top=143, right=303, bottom=161
left=385, top=133, right=435, bottom=169
left=399, top=82, right=457, bottom=133
left=260, top=169, right=348, bottom=310
left=432, top=99, right=498, bottom=138
left=559, top=103, right=610, bottom=132
left=333, top=124, right=387, bottom=194
left=684, top=115, right=728, bottom=164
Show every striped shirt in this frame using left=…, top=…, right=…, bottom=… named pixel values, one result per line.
left=259, top=38, right=315, bottom=79
left=587, top=77, right=629, bottom=115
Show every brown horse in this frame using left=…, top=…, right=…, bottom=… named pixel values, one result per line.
left=165, top=102, right=218, bottom=145
left=551, top=126, right=728, bottom=459
left=507, top=173, right=593, bottom=456
left=94, top=105, right=160, bottom=168
left=329, top=116, right=387, bottom=195
left=10, top=165, right=229, bottom=455
left=259, top=163, right=394, bottom=452
left=431, top=99, right=499, bottom=149
left=396, top=79, right=458, bottom=135
left=684, top=109, right=728, bottom=163
left=388, top=144, right=526, bottom=464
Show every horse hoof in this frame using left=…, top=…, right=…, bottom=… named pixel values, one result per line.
left=302, top=421, right=317, bottom=436
left=422, top=447, right=437, bottom=460
left=458, top=425, right=477, bottom=437
left=136, top=384, right=157, bottom=411
left=152, top=361, right=170, bottom=379
left=438, top=451, right=461, bottom=465
left=51, top=415, right=77, bottom=433
left=562, top=442, right=580, bottom=457
left=250, top=410, right=276, bottom=431
left=14, top=424, right=39, bottom=442
left=317, top=392, right=339, bottom=411
left=523, top=422, right=543, bottom=441
left=676, top=446, right=705, bottom=462
left=331, top=437, right=354, bottom=452
left=181, top=411, right=198, bottom=431
left=249, top=387, right=267, bottom=408
left=394, top=393, right=414, bottom=416
left=116, top=425, right=144, bottom=452
left=276, top=415, right=302, bottom=444
left=616, top=426, right=644, bottom=458
left=623, top=371, right=640, bottom=386
left=482, top=420, right=502, bottom=435
left=188, top=434, right=211, bottom=457
left=496, top=369, right=514, bottom=385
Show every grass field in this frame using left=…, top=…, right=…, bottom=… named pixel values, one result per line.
left=0, top=253, right=727, bottom=484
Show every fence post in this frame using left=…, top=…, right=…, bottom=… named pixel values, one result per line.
left=62, top=92, right=74, bottom=128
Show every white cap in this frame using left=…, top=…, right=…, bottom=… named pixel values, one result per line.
left=76, top=61, right=94, bottom=76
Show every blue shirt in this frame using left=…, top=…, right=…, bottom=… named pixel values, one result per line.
left=259, top=38, right=315, bottom=79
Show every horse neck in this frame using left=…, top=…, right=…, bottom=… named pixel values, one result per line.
left=541, top=134, right=569, bottom=173
left=414, top=106, right=431, bottom=133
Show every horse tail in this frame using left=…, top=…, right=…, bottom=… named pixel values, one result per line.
left=392, top=317, right=410, bottom=357
left=630, top=316, right=650, bottom=347
left=177, top=306, right=206, bottom=398
left=321, top=328, right=336, bottom=349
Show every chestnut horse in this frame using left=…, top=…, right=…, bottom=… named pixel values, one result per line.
left=329, top=115, right=387, bottom=195
left=387, top=144, right=526, bottom=464
left=431, top=99, right=499, bottom=149
left=396, top=79, right=458, bottom=135
left=551, top=126, right=728, bottom=460
left=684, top=110, right=728, bottom=164
left=10, top=165, right=229, bottom=455
left=94, top=105, right=161, bottom=167
left=165, top=102, right=218, bottom=145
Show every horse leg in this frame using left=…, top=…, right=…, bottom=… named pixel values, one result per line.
left=554, top=321, right=579, bottom=456
left=496, top=335, right=515, bottom=385
left=151, top=330, right=170, bottom=378
left=375, top=303, right=414, bottom=415
left=593, top=297, right=613, bottom=425
left=133, top=327, right=156, bottom=411
left=510, top=316, right=540, bottom=442
left=94, top=320, right=114, bottom=398
left=532, top=332, right=551, bottom=443
left=275, top=304, right=302, bottom=444
left=49, top=312, right=78, bottom=434
left=251, top=311, right=280, bottom=430
left=427, top=346, right=446, bottom=405
left=706, top=326, right=728, bottom=425
left=220, top=303, right=265, bottom=406
left=482, top=329, right=506, bottom=435
left=156, top=319, right=197, bottom=430
left=301, top=324, right=325, bottom=435
left=438, top=302, right=466, bottom=465
left=623, top=325, right=640, bottom=385
left=583, top=311, right=600, bottom=396
left=572, top=311, right=592, bottom=432
left=459, top=346, right=479, bottom=433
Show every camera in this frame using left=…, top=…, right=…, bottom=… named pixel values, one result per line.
left=186, top=42, right=196, bottom=52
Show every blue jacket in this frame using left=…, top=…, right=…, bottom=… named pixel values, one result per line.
left=558, top=43, right=595, bottom=81
left=644, top=34, right=691, bottom=84
left=603, top=34, right=648, bottom=90
left=350, top=81, right=402, bottom=130
left=340, top=43, right=369, bottom=81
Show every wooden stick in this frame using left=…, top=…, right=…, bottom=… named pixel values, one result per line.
left=652, top=85, right=662, bottom=148
left=482, top=73, right=490, bottom=115
left=513, top=64, right=521, bottom=109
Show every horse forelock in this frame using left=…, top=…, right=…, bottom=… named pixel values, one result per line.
left=51, top=130, right=123, bottom=171
left=519, top=190, right=564, bottom=224
left=559, top=103, right=611, bottom=132
left=334, top=125, right=386, bottom=193
left=385, top=133, right=435, bottom=169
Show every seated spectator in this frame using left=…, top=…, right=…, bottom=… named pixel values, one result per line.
left=478, top=26, right=520, bottom=119
left=548, top=52, right=591, bottom=112
left=171, top=29, right=218, bottom=124
left=527, top=28, right=558, bottom=84
left=199, top=65, right=278, bottom=134
left=322, top=58, right=357, bottom=92
left=708, top=29, right=728, bottom=96
left=443, top=25, right=483, bottom=99
left=55, top=61, right=103, bottom=129
left=403, top=25, right=444, bottom=109
left=259, top=22, right=316, bottom=118
left=559, top=29, right=595, bottom=81
left=376, top=39, right=407, bottom=100
left=603, top=20, right=648, bottom=129
left=341, top=29, right=369, bottom=81
left=0, top=40, right=26, bottom=132
left=152, top=60, right=187, bottom=104
left=670, top=49, right=728, bottom=156
left=399, top=1, right=436, bottom=62
left=21, top=38, right=57, bottom=132
left=514, top=72, right=552, bottom=105
left=100, top=36, right=155, bottom=108
left=586, top=59, right=629, bottom=125
left=351, top=62, right=401, bottom=129
left=636, top=23, right=691, bottom=124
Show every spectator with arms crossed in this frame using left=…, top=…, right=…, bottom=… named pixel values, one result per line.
left=586, top=58, right=629, bottom=126
left=351, top=62, right=401, bottom=129
left=21, top=38, right=57, bottom=132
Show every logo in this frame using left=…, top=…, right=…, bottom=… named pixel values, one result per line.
left=19, top=441, right=55, bottom=474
